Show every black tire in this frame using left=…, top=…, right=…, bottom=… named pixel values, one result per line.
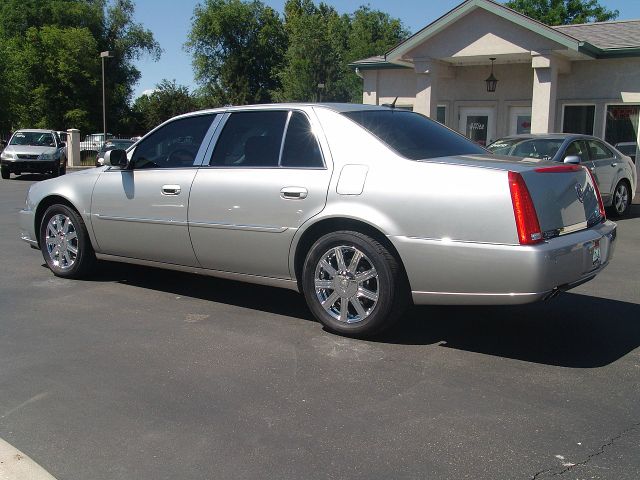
left=39, top=204, right=96, bottom=278
left=302, top=231, right=408, bottom=337
left=609, top=180, right=632, bottom=218
left=0, top=166, right=9, bottom=179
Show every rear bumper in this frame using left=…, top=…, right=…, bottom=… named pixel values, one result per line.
left=391, top=220, right=617, bottom=305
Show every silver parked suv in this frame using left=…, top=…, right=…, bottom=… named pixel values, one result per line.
left=1, top=129, right=67, bottom=179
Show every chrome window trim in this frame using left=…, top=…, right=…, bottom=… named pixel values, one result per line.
left=278, top=111, right=293, bottom=167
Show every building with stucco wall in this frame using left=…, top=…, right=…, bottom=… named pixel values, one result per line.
left=351, top=0, right=640, bottom=154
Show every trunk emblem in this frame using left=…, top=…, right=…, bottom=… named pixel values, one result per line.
left=575, top=183, right=584, bottom=203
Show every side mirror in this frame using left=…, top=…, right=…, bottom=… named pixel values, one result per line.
left=59, top=142, right=66, bottom=148
left=104, top=149, right=128, bottom=168
left=564, top=155, right=581, bottom=164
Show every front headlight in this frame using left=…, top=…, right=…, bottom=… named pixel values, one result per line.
left=1, top=151, right=16, bottom=160
left=38, top=153, right=55, bottom=160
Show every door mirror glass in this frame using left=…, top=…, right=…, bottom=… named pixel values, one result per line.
left=564, top=155, right=581, bottom=164
left=104, top=149, right=128, bottom=168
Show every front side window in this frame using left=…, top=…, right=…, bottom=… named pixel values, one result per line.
left=131, top=114, right=216, bottom=169
left=342, top=110, right=485, bottom=160
left=587, top=140, right=613, bottom=160
left=564, top=140, right=589, bottom=162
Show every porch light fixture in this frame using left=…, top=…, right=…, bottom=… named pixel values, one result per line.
left=485, top=57, right=498, bottom=93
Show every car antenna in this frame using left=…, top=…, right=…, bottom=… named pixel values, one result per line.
left=382, top=97, right=399, bottom=109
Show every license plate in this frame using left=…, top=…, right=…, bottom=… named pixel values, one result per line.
left=590, top=240, right=601, bottom=266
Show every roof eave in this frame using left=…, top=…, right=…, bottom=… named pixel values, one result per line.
left=386, top=0, right=582, bottom=61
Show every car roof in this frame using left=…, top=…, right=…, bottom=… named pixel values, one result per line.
left=492, top=133, right=595, bottom=142
left=14, top=129, right=55, bottom=134
left=171, top=102, right=392, bottom=120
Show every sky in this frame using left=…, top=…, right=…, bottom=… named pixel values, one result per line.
left=131, top=0, right=640, bottom=99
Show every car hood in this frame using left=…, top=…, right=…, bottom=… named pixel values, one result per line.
left=4, top=145, right=57, bottom=155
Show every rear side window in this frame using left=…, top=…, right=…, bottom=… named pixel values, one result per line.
left=209, top=111, right=288, bottom=167
left=281, top=112, right=323, bottom=167
left=587, top=140, right=614, bottom=160
left=342, top=110, right=485, bottom=160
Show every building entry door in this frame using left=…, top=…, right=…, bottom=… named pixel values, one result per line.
left=509, top=106, right=532, bottom=135
left=459, top=107, right=496, bottom=146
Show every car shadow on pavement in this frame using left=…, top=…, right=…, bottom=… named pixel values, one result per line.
left=85, top=261, right=639, bottom=369
left=386, top=293, right=640, bottom=368
left=87, top=261, right=316, bottom=322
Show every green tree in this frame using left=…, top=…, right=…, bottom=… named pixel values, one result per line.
left=0, top=0, right=160, bottom=133
left=504, top=0, right=618, bottom=25
left=133, top=79, right=198, bottom=131
left=187, top=0, right=287, bottom=106
left=276, top=1, right=407, bottom=103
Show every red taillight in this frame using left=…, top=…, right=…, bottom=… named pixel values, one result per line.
left=508, top=171, right=543, bottom=245
left=585, top=167, right=606, bottom=220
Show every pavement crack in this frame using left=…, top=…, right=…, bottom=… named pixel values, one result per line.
left=528, top=421, right=640, bottom=479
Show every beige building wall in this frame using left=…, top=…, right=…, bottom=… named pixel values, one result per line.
left=364, top=56, right=640, bottom=140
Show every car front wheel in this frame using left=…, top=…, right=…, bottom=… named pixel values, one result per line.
left=302, top=231, right=408, bottom=337
left=0, top=166, right=9, bottom=179
left=39, top=204, right=95, bottom=278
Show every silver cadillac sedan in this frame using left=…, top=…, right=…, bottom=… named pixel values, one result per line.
left=19, top=104, right=617, bottom=337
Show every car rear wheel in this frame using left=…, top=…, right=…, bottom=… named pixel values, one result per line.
left=39, top=204, right=95, bottom=278
left=0, top=166, right=9, bottom=179
left=302, top=231, right=408, bottom=337
left=610, top=180, right=631, bottom=217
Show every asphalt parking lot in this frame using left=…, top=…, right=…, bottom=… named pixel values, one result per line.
left=1, top=174, right=639, bottom=480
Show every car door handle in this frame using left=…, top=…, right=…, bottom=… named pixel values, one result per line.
left=161, top=185, right=181, bottom=195
left=280, top=187, right=308, bottom=199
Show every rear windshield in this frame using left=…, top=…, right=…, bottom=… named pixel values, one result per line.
left=487, top=138, right=564, bottom=160
left=342, top=110, right=485, bottom=160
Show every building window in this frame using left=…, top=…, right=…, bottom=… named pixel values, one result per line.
left=562, top=105, right=595, bottom=135
left=436, top=106, right=446, bottom=125
left=605, top=104, right=639, bottom=148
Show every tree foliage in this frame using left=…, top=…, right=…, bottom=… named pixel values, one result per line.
left=0, top=0, right=160, bottom=134
left=505, top=0, right=619, bottom=25
left=187, top=0, right=408, bottom=105
left=187, top=0, right=287, bottom=106
left=132, top=80, right=198, bottom=132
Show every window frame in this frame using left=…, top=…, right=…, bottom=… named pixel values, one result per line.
left=201, top=109, right=326, bottom=170
left=561, top=103, right=596, bottom=136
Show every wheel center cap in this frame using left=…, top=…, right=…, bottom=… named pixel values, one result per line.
left=334, top=273, right=357, bottom=297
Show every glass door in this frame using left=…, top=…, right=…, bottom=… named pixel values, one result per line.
left=459, top=107, right=496, bottom=146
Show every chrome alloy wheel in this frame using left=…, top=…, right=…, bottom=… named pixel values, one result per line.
left=614, top=183, right=629, bottom=214
left=314, top=245, right=379, bottom=324
left=45, top=213, right=79, bottom=270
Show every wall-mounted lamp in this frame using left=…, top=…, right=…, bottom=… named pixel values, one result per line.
left=485, top=57, right=498, bottom=93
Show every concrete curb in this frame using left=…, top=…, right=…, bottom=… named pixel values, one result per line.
left=0, top=438, right=57, bottom=480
